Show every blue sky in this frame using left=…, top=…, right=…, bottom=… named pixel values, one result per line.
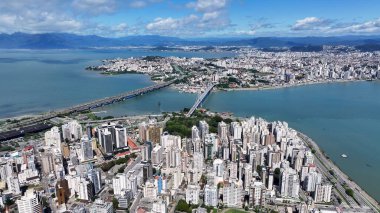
left=1, top=0, right=380, bottom=37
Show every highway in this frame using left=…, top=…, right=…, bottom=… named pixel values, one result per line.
left=298, top=132, right=380, bottom=213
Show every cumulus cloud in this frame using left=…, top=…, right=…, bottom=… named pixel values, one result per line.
left=187, top=0, right=227, bottom=12
left=72, top=0, right=116, bottom=15
left=0, top=0, right=83, bottom=34
left=329, top=18, right=380, bottom=34
left=128, top=0, right=162, bottom=8
left=291, top=17, right=332, bottom=31
left=291, top=17, right=380, bottom=35
left=146, top=15, right=199, bottom=35
left=146, top=0, right=230, bottom=35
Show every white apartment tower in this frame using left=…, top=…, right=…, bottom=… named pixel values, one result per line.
left=314, top=184, right=332, bottom=203
left=45, top=126, right=61, bottom=148
left=62, top=120, right=82, bottom=141
left=204, top=184, right=218, bottom=207
left=115, top=126, right=127, bottom=148
left=16, top=189, right=41, bottom=213
left=280, top=168, right=300, bottom=198
left=186, top=184, right=200, bottom=205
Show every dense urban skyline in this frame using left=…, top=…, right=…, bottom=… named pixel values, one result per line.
left=1, top=0, right=380, bottom=37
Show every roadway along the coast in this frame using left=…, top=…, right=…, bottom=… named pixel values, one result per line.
left=298, top=133, right=380, bottom=213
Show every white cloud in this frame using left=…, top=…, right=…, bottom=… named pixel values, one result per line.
left=187, top=0, right=227, bottom=12
left=291, top=17, right=380, bottom=35
left=72, top=0, right=116, bottom=15
left=128, top=0, right=163, bottom=8
left=291, top=17, right=331, bottom=31
left=146, top=0, right=230, bottom=35
left=329, top=18, right=380, bottom=34
left=146, top=15, right=199, bottom=35
left=0, top=1, right=83, bottom=34
left=129, top=0, right=147, bottom=8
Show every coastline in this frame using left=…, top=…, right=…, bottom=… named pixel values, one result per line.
left=297, top=131, right=380, bottom=211
left=215, top=79, right=368, bottom=92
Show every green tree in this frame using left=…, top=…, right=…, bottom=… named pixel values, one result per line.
left=112, top=197, right=119, bottom=210
left=345, top=188, right=354, bottom=197
left=176, top=199, right=190, bottom=213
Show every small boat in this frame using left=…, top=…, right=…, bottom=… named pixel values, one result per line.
left=341, top=154, right=348, bottom=158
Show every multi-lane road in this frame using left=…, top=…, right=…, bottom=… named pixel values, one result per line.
left=298, top=132, right=380, bottom=213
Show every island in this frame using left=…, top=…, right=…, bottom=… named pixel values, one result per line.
left=86, top=46, right=380, bottom=94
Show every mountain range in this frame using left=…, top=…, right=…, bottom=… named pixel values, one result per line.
left=1, top=32, right=380, bottom=50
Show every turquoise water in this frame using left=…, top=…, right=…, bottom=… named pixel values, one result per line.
left=1, top=50, right=380, bottom=201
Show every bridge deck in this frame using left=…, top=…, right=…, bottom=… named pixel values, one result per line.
left=5, top=79, right=176, bottom=130
left=186, top=84, right=216, bottom=117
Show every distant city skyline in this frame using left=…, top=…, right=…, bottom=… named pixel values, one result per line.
left=1, top=0, right=380, bottom=37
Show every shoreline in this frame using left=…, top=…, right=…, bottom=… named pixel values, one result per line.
left=297, top=131, right=380, bottom=211
left=171, top=78, right=376, bottom=94
left=215, top=79, right=370, bottom=92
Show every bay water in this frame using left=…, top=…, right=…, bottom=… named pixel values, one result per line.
left=1, top=49, right=379, bottom=201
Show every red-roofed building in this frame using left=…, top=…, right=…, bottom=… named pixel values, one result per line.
left=23, top=145, right=34, bottom=152
left=115, top=151, right=131, bottom=158
left=128, top=138, right=140, bottom=152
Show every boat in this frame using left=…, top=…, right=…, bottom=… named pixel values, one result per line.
left=341, top=154, right=348, bottom=158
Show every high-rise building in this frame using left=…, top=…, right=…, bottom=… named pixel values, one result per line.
left=138, top=121, right=163, bottom=144
left=80, top=135, right=93, bottom=162
left=44, top=126, right=61, bottom=148
left=204, top=184, right=218, bottom=207
left=7, top=175, right=21, bottom=195
left=113, top=173, right=127, bottom=196
left=186, top=184, right=200, bottom=205
left=303, top=172, right=322, bottom=192
left=138, top=122, right=148, bottom=142
left=16, top=189, right=41, bottom=213
left=160, top=133, right=181, bottom=149
left=280, top=168, right=300, bottom=198
left=78, top=179, right=94, bottom=201
left=88, top=169, right=102, bottom=194
left=213, top=159, right=224, bottom=178
left=191, top=126, right=200, bottom=142
left=218, top=121, right=228, bottom=141
left=165, top=147, right=181, bottom=168
left=304, top=150, right=314, bottom=166
left=204, top=133, right=217, bottom=160
left=98, top=128, right=113, bottom=154
left=62, top=120, right=82, bottom=142
left=230, top=122, right=242, bottom=140
left=199, top=120, right=209, bottom=141
left=56, top=179, right=70, bottom=205
left=141, top=145, right=150, bottom=162
left=143, top=180, right=157, bottom=198
left=151, top=145, right=163, bottom=166
left=115, top=126, right=127, bottom=148
left=143, top=163, right=153, bottom=183
left=223, top=182, right=242, bottom=208
left=146, top=125, right=163, bottom=144
left=41, top=152, right=55, bottom=175
left=268, top=170, right=274, bottom=191
left=250, top=181, right=265, bottom=207
left=314, top=184, right=332, bottom=203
